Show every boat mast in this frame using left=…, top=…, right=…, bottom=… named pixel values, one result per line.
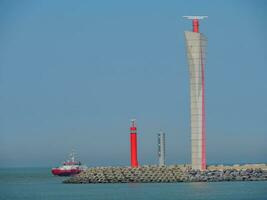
left=70, top=150, right=75, bottom=162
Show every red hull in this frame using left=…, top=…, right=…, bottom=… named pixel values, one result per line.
left=51, top=168, right=82, bottom=176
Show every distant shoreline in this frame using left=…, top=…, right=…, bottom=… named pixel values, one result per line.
left=63, top=163, right=267, bottom=184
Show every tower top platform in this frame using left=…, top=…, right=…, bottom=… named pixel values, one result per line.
left=183, top=16, right=208, bottom=20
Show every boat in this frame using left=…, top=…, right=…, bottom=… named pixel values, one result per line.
left=51, top=151, right=87, bottom=176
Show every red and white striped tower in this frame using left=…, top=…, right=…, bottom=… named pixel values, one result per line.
left=183, top=16, right=207, bottom=170
left=130, top=119, right=139, bottom=167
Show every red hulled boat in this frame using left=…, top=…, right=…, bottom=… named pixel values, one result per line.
left=51, top=151, right=87, bottom=176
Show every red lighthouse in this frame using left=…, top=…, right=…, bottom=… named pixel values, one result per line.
left=130, top=119, right=139, bottom=167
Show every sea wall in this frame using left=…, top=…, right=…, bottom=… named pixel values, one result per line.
left=63, top=164, right=267, bottom=184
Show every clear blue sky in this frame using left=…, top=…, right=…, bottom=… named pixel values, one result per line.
left=0, top=0, right=266, bottom=167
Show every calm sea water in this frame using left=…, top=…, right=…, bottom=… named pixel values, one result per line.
left=0, top=168, right=266, bottom=200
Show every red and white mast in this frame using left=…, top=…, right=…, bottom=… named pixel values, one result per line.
left=183, top=16, right=207, bottom=170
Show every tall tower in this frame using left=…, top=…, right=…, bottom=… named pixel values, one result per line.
left=183, top=16, right=207, bottom=170
left=130, top=119, right=139, bottom=167
left=157, top=131, right=166, bottom=166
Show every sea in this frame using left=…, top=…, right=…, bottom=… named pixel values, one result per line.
left=0, top=168, right=266, bottom=200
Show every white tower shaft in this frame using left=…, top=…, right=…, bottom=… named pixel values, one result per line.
left=185, top=31, right=207, bottom=170
left=158, top=132, right=166, bottom=166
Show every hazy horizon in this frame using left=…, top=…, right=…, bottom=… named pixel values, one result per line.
left=0, top=0, right=266, bottom=167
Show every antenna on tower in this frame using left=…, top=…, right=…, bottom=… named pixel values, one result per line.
left=131, top=119, right=136, bottom=127
left=183, top=16, right=208, bottom=33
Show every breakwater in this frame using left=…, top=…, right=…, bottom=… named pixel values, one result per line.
left=63, top=164, right=267, bottom=184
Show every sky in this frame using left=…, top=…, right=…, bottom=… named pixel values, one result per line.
left=0, top=0, right=266, bottom=167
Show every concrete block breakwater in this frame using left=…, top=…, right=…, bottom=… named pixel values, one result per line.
left=63, top=164, right=267, bottom=184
